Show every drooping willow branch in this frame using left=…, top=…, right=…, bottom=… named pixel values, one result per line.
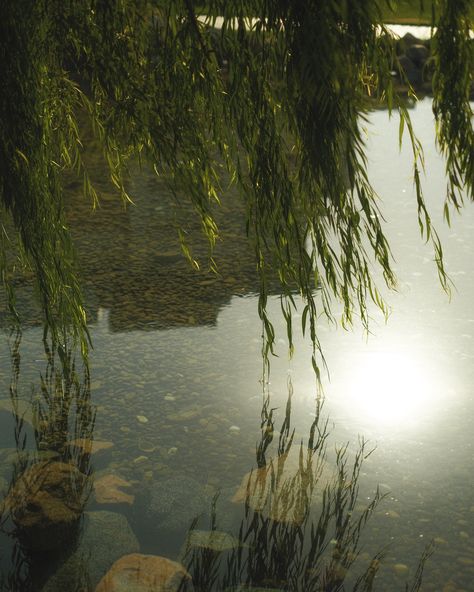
left=0, top=0, right=472, bottom=368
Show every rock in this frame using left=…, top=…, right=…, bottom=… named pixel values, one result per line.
left=69, top=439, right=114, bottom=457
left=201, top=487, right=242, bottom=533
left=232, top=446, right=336, bottom=525
left=94, top=474, right=135, bottom=505
left=401, top=32, right=422, bottom=49
left=146, top=476, right=210, bottom=534
left=42, top=511, right=139, bottom=592
left=3, top=461, right=88, bottom=551
left=406, top=44, right=429, bottom=68
left=95, top=553, right=193, bottom=592
left=136, top=415, right=149, bottom=424
left=392, top=563, right=409, bottom=576
left=184, top=529, right=241, bottom=553
left=166, top=408, right=200, bottom=422
left=397, top=55, right=421, bottom=86
left=224, top=587, right=284, bottom=592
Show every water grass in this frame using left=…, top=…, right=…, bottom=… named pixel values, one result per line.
left=182, top=381, right=432, bottom=592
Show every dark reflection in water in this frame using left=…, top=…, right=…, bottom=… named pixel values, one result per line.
left=1, top=146, right=279, bottom=332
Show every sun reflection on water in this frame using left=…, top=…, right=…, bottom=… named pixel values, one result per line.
left=341, top=349, right=440, bottom=427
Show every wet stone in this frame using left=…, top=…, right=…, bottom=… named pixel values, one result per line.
left=184, top=529, right=241, bottom=552
left=144, top=475, right=211, bottom=538
left=95, top=554, right=192, bottom=592
left=41, top=511, right=139, bottom=592
left=392, top=563, right=409, bottom=576
left=94, top=474, right=135, bottom=505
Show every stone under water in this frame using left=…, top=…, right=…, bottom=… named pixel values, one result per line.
left=232, top=446, right=336, bottom=525
left=95, top=553, right=193, bottom=592
left=3, top=460, right=88, bottom=551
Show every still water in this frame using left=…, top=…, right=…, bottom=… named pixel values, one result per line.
left=0, top=99, right=473, bottom=591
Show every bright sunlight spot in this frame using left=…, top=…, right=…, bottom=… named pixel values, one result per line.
left=345, top=350, right=433, bottom=426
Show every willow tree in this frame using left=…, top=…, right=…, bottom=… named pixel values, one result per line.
left=0, top=1, right=472, bottom=365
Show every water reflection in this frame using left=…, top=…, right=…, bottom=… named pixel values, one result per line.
left=182, top=382, right=430, bottom=592
left=0, top=338, right=430, bottom=591
left=0, top=93, right=473, bottom=591
left=336, top=348, right=439, bottom=426
left=0, top=335, right=94, bottom=591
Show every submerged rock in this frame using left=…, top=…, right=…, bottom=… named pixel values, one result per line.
left=94, top=474, right=135, bottom=505
left=68, top=439, right=114, bottom=457
left=3, top=460, right=88, bottom=551
left=184, top=529, right=241, bottom=553
left=146, top=475, right=210, bottom=533
left=224, top=587, right=285, bottom=592
left=95, top=553, right=193, bottom=592
left=41, top=511, right=139, bottom=592
left=232, top=446, right=336, bottom=525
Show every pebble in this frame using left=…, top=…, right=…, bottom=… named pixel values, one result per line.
left=457, top=557, right=474, bottom=566
left=385, top=510, right=400, bottom=519
left=164, top=394, right=176, bottom=401
left=459, top=531, right=469, bottom=539
left=229, top=425, right=241, bottom=434
left=120, top=426, right=131, bottom=433
left=133, top=455, right=148, bottom=464
left=167, top=447, right=178, bottom=455
left=136, top=415, right=148, bottom=424
left=392, top=563, right=409, bottom=576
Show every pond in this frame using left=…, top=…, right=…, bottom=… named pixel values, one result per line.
left=0, top=98, right=473, bottom=592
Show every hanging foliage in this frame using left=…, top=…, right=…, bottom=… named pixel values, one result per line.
left=0, top=0, right=472, bottom=363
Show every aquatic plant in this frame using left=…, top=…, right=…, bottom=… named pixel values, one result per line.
left=0, top=335, right=95, bottom=587
left=182, top=382, right=433, bottom=591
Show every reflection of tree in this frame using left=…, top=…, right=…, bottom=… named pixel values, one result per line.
left=183, top=381, right=432, bottom=592
left=0, top=334, right=95, bottom=590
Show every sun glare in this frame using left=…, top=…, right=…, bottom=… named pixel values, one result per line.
left=344, top=350, right=434, bottom=426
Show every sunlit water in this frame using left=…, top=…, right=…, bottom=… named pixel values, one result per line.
left=0, top=99, right=473, bottom=591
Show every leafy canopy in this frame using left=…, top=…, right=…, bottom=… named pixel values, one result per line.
left=0, top=0, right=472, bottom=366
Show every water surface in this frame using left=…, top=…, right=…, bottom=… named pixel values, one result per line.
left=0, top=99, right=473, bottom=591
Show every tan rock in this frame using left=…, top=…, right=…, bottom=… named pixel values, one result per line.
left=232, top=445, right=336, bottom=524
left=95, top=553, right=192, bottom=592
left=94, top=474, right=135, bottom=505
left=3, top=461, right=87, bottom=550
left=69, top=439, right=114, bottom=456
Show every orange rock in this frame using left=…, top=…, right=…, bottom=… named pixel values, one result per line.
left=3, top=461, right=87, bottom=551
left=94, top=474, right=135, bottom=505
left=95, top=554, right=192, bottom=592
left=232, top=445, right=335, bottom=524
left=69, top=439, right=114, bottom=456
